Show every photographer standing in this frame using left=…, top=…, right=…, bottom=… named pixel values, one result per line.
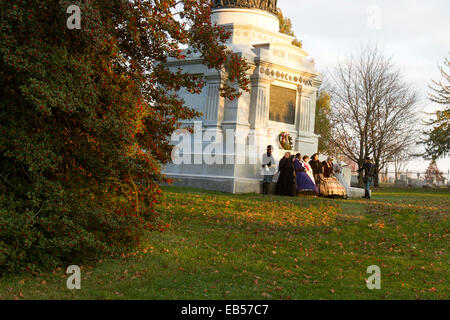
left=358, top=157, right=375, bottom=199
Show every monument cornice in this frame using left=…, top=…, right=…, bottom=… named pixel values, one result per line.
left=249, top=75, right=273, bottom=85
left=254, top=62, right=321, bottom=88
left=220, top=23, right=296, bottom=44
left=299, top=86, right=317, bottom=95
left=164, top=58, right=204, bottom=67
left=252, top=41, right=308, bottom=56
left=256, top=60, right=316, bottom=77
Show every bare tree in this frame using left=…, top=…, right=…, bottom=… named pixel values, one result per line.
left=328, top=46, right=418, bottom=186
left=369, top=80, right=418, bottom=186
left=390, top=144, right=412, bottom=184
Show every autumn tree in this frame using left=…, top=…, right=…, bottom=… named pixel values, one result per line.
left=0, top=0, right=249, bottom=273
left=390, top=145, right=412, bottom=183
left=420, top=55, right=450, bottom=160
left=424, top=160, right=445, bottom=184
left=277, top=8, right=302, bottom=48
left=328, top=46, right=418, bottom=187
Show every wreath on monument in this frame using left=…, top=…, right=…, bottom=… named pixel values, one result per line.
left=278, top=132, right=293, bottom=150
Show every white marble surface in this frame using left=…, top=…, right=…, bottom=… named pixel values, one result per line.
left=164, top=8, right=323, bottom=194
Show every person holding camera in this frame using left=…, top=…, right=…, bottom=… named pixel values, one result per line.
left=358, top=157, right=375, bottom=199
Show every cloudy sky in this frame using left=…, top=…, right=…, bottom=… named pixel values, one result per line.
left=277, top=0, right=450, bottom=174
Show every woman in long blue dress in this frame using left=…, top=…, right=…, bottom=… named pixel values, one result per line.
left=294, top=153, right=319, bottom=195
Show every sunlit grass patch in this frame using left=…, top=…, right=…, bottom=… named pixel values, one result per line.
left=158, top=191, right=340, bottom=229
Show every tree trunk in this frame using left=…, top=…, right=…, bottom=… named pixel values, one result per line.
left=358, top=171, right=364, bottom=187
left=373, top=161, right=380, bottom=187
left=374, top=168, right=379, bottom=187
left=358, top=160, right=364, bottom=187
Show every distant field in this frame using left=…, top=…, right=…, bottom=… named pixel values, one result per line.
left=0, top=187, right=448, bottom=300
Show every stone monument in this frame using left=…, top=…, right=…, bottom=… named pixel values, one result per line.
left=164, top=1, right=323, bottom=193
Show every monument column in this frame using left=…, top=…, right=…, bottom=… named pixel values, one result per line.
left=308, top=88, right=318, bottom=135
left=201, top=75, right=225, bottom=165
left=249, top=77, right=272, bottom=130
left=248, top=75, right=272, bottom=153
left=203, top=75, right=224, bottom=126
left=295, top=86, right=318, bottom=151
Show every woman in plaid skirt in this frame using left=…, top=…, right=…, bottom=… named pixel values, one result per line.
left=319, top=157, right=347, bottom=198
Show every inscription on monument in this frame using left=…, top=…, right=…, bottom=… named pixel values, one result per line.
left=269, top=85, right=296, bottom=125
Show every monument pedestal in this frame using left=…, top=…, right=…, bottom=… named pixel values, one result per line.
left=164, top=7, right=323, bottom=194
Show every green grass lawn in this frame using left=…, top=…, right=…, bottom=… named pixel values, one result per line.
left=1, top=187, right=448, bottom=300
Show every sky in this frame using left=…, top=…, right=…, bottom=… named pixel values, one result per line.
left=277, top=0, right=450, bottom=174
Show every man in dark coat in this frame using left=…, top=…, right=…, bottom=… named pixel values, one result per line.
left=276, top=154, right=296, bottom=196
left=358, top=157, right=375, bottom=199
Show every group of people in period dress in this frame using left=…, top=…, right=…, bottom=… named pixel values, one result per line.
left=261, top=145, right=348, bottom=198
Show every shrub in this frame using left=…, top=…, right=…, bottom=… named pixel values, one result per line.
left=0, top=0, right=248, bottom=274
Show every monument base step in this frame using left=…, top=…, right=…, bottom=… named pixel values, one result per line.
left=348, top=187, right=371, bottom=198
left=165, top=173, right=261, bottom=194
left=165, top=174, right=370, bottom=198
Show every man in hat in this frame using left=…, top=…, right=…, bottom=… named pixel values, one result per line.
left=358, top=157, right=375, bottom=199
left=261, top=145, right=276, bottom=195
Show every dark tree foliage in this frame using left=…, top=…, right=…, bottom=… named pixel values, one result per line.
left=0, top=0, right=249, bottom=274
left=421, top=56, right=450, bottom=160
